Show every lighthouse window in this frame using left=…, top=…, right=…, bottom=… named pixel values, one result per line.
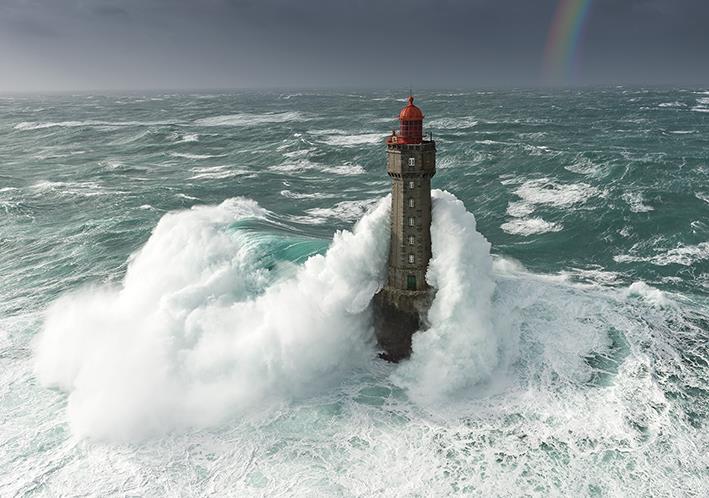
left=408, top=157, right=416, bottom=167
left=409, top=181, right=415, bottom=189
left=408, top=217, right=415, bottom=227
left=407, top=275, right=417, bottom=290
left=408, top=235, right=415, bottom=245
left=409, top=198, right=415, bottom=208
left=408, top=254, right=415, bottom=264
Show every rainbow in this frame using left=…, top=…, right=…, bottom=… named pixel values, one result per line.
left=543, top=0, right=593, bottom=83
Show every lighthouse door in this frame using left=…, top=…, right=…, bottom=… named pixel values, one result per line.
left=406, top=275, right=417, bottom=290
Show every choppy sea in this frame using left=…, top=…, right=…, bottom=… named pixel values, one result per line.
left=1, top=88, right=708, bottom=496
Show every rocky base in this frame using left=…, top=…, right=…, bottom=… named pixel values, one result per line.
left=372, top=288, right=431, bottom=362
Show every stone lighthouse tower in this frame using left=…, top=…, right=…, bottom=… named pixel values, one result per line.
left=373, top=95, right=436, bottom=362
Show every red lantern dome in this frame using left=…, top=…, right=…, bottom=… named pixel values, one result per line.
left=387, top=95, right=425, bottom=145
left=399, top=95, right=424, bottom=121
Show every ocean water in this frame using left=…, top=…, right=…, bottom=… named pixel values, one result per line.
left=1, top=88, right=708, bottom=496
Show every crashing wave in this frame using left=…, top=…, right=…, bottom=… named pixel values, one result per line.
left=34, top=191, right=504, bottom=440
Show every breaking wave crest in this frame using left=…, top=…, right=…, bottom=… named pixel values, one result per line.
left=28, top=191, right=709, bottom=494
left=34, top=197, right=390, bottom=440
left=34, top=191, right=504, bottom=440
left=395, top=191, right=501, bottom=401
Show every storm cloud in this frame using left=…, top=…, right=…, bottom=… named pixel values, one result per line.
left=0, top=0, right=707, bottom=91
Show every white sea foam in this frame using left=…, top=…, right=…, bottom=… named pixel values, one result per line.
left=564, top=155, right=606, bottom=176
left=690, top=98, right=709, bottom=113
left=189, top=166, right=250, bottom=180
left=270, top=160, right=365, bottom=176
left=307, top=128, right=348, bottom=136
left=33, top=190, right=513, bottom=440
left=501, top=217, right=562, bottom=236
left=321, top=164, right=367, bottom=175
left=169, top=152, right=225, bottom=160
left=395, top=191, right=500, bottom=401
left=514, top=178, right=600, bottom=209
left=622, top=191, right=654, bottom=213
left=34, top=197, right=391, bottom=440
left=658, top=101, right=686, bottom=108
left=614, top=242, right=709, bottom=266
left=501, top=179, right=595, bottom=235
left=14, top=120, right=178, bottom=130
left=180, top=133, right=199, bottom=143
left=320, top=133, right=386, bottom=146
left=561, top=267, right=622, bottom=286
left=625, top=281, right=670, bottom=306
left=696, top=192, right=709, bottom=204
left=427, top=117, right=479, bottom=130
left=279, top=190, right=334, bottom=200
left=300, top=199, right=380, bottom=224
left=268, top=159, right=320, bottom=173
left=98, top=159, right=124, bottom=170
left=29, top=190, right=708, bottom=498
left=282, top=148, right=315, bottom=159
left=193, top=112, right=305, bottom=127
left=506, top=201, right=535, bottom=218
left=30, top=180, right=107, bottom=197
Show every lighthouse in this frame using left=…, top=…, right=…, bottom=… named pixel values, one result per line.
left=373, top=95, right=436, bottom=362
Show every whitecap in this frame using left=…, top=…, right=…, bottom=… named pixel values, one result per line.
left=307, top=128, right=348, bottom=136
left=301, top=199, right=380, bottom=223
left=180, top=133, right=199, bottom=143
left=501, top=217, right=562, bottom=236
left=506, top=201, right=535, bottom=218
left=427, top=117, right=479, bottom=130
left=279, top=190, right=334, bottom=200
left=513, top=178, right=600, bottom=209
left=30, top=180, right=107, bottom=197
left=189, top=165, right=250, bottom=180
left=614, top=242, right=709, bottom=266
left=282, top=148, right=315, bottom=159
left=34, top=197, right=390, bottom=440
left=320, top=133, right=386, bottom=147
left=15, top=120, right=178, bottom=130
left=559, top=267, right=622, bottom=286
left=169, top=152, right=225, bottom=160
left=622, top=191, right=654, bottom=213
left=321, top=164, right=367, bottom=175
left=268, top=159, right=319, bottom=173
left=625, top=282, right=670, bottom=307
left=564, top=155, right=606, bottom=176
left=193, top=111, right=305, bottom=127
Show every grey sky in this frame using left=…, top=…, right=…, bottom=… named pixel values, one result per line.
left=0, top=0, right=707, bottom=92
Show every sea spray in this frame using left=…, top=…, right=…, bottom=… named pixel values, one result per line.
left=3, top=89, right=707, bottom=496
left=394, top=190, right=499, bottom=401
left=34, top=196, right=391, bottom=440
left=35, top=190, right=510, bottom=440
